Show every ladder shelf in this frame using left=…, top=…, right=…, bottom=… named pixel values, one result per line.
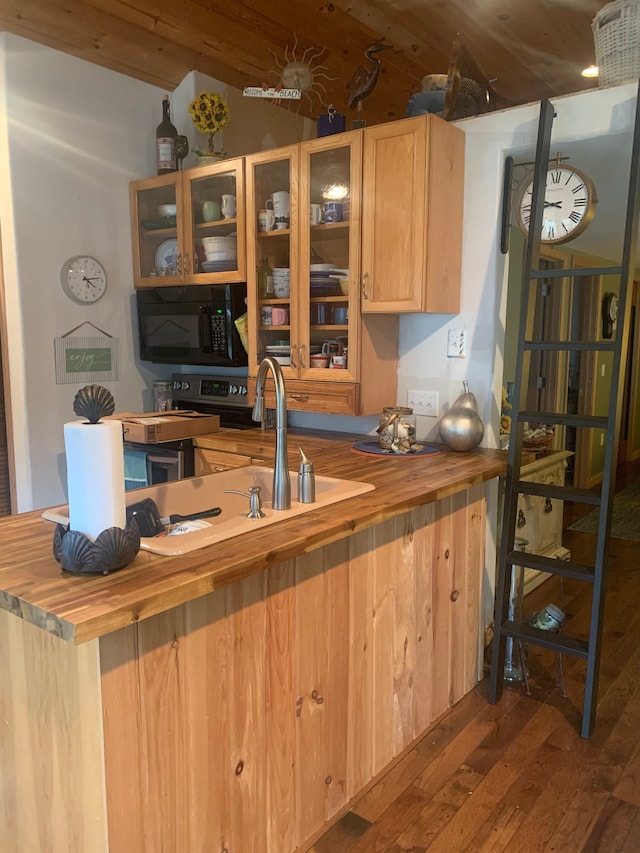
left=489, top=87, right=640, bottom=737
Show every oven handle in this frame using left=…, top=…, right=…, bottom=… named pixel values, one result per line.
left=199, top=307, right=212, bottom=352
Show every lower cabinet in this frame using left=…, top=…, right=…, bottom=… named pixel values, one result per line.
left=1, top=485, right=487, bottom=852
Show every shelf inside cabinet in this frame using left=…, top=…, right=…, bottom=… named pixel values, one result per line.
left=142, top=226, right=177, bottom=238
left=312, top=324, right=348, bottom=331
left=195, top=218, right=237, bottom=230
left=258, top=229, right=291, bottom=238
left=310, top=222, right=350, bottom=237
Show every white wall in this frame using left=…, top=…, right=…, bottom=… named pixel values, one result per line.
left=0, top=35, right=316, bottom=513
left=0, top=33, right=166, bottom=511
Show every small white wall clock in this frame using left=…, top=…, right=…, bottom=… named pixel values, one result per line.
left=60, top=256, right=107, bottom=304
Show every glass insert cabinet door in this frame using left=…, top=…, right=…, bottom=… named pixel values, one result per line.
left=130, top=157, right=246, bottom=286
left=245, top=132, right=361, bottom=380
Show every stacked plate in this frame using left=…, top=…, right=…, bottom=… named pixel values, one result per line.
left=310, top=265, right=340, bottom=296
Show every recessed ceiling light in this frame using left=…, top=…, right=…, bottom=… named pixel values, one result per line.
left=582, top=65, right=599, bottom=78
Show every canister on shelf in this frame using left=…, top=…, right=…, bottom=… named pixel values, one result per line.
left=531, top=603, right=565, bottom=631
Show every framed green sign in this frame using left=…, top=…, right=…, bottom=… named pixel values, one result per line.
left=55, top=322, right=118, bottom=384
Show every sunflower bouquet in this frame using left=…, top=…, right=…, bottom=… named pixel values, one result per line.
left=188, top=91, right=230, bottom=157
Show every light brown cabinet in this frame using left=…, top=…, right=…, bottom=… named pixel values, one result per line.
left=360, top=114, right=464, bottom=313
left=245, top=132, right=398, bottom=416
left=130, top=157, right=246, bottom=287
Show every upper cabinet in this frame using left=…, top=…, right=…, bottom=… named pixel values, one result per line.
left=360, top=115, right=464, bottom=313
left=245, top=133, right=398, bottom=416
left=130, top=157, right=246, bottom=287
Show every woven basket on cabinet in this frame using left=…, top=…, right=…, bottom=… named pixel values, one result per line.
left=592, top=0, right=640, bottom=86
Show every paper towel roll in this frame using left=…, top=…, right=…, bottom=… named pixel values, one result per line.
left=64, top=419, right=126, bottom=540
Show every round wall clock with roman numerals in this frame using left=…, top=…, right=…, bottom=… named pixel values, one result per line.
left=516, top=161, right=598, bottom=245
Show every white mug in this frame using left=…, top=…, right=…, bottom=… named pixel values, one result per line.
left=221, top=194, right=236, bottom=219
left=267, top=191, right=290, bottom=226
left=310, top=203, right=323, bottom=225
left=330, top=354, right=347, bottom=369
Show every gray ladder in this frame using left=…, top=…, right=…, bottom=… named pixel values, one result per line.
left=488, top=90, right=640, bottom=738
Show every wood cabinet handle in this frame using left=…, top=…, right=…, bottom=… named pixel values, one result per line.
left=361, top=272, right=370, bottom=300
left=290, top=344, right=298, bottom=368
left=183, top=252, right=190, bottom=274
left=299, top=343, right=306, bottom=368
left=290, top=394, right=309, bottom=402
left=450, top=590, right=459, bottom=602
left=176, top=253, right=183, bottom=275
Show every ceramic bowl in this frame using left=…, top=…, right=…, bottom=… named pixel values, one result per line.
left=157, top=203, right=177, bottom=218
left=310, top=263, right=337, bottom=272
left=205, top=249, right=237, bottom=262
left=202, top=235, right=236, bottom=253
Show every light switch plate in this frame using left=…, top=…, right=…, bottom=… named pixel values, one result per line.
left=447, top=329, right=466, bottom=358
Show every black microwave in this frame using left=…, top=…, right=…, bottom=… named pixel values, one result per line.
left=137, top=284, right=248, bottom=367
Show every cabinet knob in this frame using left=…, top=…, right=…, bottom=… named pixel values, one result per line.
left=176, top=253, right=183, bottom=275
left=544, top=497, right=553, bottom=514
left=183, top=251, right=190, bottom=274
left=450, top=590, right=459, bottom=602
left=361, top=272, right=370, bottom=300
left=517, top=508, right=527, bottom=528
left=299, top=343, right=306, bottom=368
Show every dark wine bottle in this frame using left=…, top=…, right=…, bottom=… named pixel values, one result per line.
left=156, top=94, right=177, bottom=175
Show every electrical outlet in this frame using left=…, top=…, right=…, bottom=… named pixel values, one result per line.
left=447, top=329, right=466, bottom=358
left=408, top=389, right=439, bottom=416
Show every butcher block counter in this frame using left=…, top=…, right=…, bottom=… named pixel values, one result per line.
left=0, top=428, right=505, bottom=853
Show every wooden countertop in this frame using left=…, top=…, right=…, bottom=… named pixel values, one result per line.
left=0, top=429, right=506, bottom=644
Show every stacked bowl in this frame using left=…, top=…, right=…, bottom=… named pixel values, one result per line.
left=201, top=234, right=237, bottom=272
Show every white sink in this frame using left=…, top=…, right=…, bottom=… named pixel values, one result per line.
left=43, top=466, right=375, bottom=556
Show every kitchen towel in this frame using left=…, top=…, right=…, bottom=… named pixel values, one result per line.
left=124, top=448, right=149, bottom=490
left=64, top=419, right=126, bottom=539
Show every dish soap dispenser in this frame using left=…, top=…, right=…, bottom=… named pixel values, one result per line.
left=297, top=445, right=316, bottom=504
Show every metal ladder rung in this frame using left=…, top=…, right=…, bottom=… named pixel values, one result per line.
left=517, top=411, right=609, bottom=429
left=501, top=621, right=589, bottom=658
left=514, top=481, right=602, bottom=504
left=507, top=550, right=596, bottom=582
left=524, top=340, right=617, bottom=353
left=530, top=265, right=622, bottom=279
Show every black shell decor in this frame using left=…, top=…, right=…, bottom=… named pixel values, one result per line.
left=53, top=518, right=140, bottom=575
left=72, top=384, right=116, bottom=424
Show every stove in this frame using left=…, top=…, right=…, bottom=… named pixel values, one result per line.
left=171, top=372, right=256, bottom=429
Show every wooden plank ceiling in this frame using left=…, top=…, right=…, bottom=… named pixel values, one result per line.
left=0, top=0, right=603, bottom=126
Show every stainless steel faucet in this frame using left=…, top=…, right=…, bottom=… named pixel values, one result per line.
left=253, top=356, right=291, bottom=510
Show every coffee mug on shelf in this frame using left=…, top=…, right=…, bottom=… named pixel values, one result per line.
left=267, top=191, right=290, bottom=228
left=261, top=306, right=273, bottom=326
left=202, top=199, right=221, bottom=222
left=221, top=194, right=236, bottom=219
left=321, top=339, right=344, bottom=357
left=310, top=203, right=323, bottom=225
left=333, top=306, right=348, bottom=325
left=323, top=201, right=343, bottom=223
left=258, top=208, right=275, bottom=231
left=271, top=307, right=289, bottom=326
left=330, top=354, right=347, bottom=369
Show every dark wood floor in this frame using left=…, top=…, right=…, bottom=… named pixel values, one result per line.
left=310, top=459, right=640, bottom=852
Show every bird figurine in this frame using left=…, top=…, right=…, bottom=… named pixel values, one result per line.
left=347, top=40, right=392, bottom=122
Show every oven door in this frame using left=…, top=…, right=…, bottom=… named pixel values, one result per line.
left=124, top=439, right=194, bottom=488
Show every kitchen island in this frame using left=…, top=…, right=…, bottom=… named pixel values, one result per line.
left=0, top=428, right=505, bottom=853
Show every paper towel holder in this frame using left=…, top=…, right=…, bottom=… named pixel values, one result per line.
left=53, top=520, right=141, bottom=575
left=55, top=383, right=139, bottom=575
